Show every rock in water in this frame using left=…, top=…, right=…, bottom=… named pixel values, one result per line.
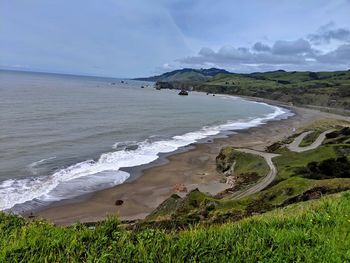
left=178, top=89, right=188, bottom=96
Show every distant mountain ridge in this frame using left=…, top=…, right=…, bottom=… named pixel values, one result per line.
left=134, top=68, right=230, bottom=82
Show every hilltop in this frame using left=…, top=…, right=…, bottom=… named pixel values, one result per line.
left=134, top=67, right=230, bottom=82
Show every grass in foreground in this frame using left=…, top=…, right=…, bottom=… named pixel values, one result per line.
left=1, top=192, right=349, bottom=262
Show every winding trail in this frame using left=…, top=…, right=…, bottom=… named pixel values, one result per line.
left=230, top=129, right=334, bottom=199
left=287, top=129, right=335, bottom=153
left=231, top=149, right=279, bottom=199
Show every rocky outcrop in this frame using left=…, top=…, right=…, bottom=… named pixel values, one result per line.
left=216, top=146, right=236, bottom=175
left=226, top=176, right=238, bottom=187
left=178, top=89, right=189, bottom=95
left=154, top=81, right=194, bottom=91
left=155, top=81, right=174, bottom=90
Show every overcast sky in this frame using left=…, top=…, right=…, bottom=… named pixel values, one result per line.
left=1, top=0, right=350, bottom=77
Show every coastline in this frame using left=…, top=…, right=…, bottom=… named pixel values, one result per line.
left=32, top=98, right=349, bottom=225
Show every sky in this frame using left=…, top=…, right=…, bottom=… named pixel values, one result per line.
left=1, top=0, right=350, bottom=77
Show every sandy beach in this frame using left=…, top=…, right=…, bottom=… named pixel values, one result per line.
left=33, top=102, right=349, bottom=225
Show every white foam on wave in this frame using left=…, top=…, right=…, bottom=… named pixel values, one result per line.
left=0, top=103, right=292, bottom=211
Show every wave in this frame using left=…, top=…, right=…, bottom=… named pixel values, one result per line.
left=0, top=103, right=292, bottom=211
left=28, top=157, right=56, bottom=175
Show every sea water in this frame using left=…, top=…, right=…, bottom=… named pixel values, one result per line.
left=0, top=70, right=292, bottom=212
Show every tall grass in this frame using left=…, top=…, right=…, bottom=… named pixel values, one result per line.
left=1, top=192, right=349, bottom=262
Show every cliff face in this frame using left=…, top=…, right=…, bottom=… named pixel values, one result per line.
left=155, top=81, right=194, bottom=91
left=216, top=146, right=236, bottom=175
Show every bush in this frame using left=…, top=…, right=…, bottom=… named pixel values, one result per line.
left=298, top=156, right=350, bottom=179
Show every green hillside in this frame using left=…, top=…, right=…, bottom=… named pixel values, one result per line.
left=1, top=191, right=349, bottom=262
left=141, top=123, right=350, bottom=228
left=134, top=68, right=229, bottom=82
left=194, top=70, right=350, bottom=112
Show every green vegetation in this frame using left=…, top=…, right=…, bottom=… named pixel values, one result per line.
left=1, top=192, right=350, bottom=262
left=145, top=126, right=350, bottom=227
left=232, top=150, right=268, bottom=178
left=194, top=70, right=350, bottom=111
left=299, top=119, right=350, bottom=147
left=216, top=146, right=268, bottom=178
left=273, top=125, right=350, bottom=181
left=144, top=175, right=350, bottom=228
left=298, top=157, right=350, bottom=180
left=299, top=131, right=322, bottom=147
left=215, top=147, right=269, bottom=196
left=274, top=145, right=338, bottom=181
left=135, top=67, right=229, bottom=82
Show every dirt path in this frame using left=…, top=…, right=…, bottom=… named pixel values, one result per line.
left=230, top=129, right=335, bottom=199
left=231, top=149, right=279, bottom=199
left=287, top=129, right=335, bottom=153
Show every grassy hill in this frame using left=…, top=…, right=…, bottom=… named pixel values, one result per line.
left=194, top=70, right=350, bottom=112
left=134, top=68, right=229, bottom=82
left=1, top=191, right=349, bottom=262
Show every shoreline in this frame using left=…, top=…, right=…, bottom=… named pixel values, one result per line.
left=31, top=98, right=349, bottom=225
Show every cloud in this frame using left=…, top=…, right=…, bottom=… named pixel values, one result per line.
left=177, top=36, right=350, bottom=72
left=309, top=23, right=350, bottom=44
left=272, top=39, right=312, bottom=55
left=253, top=42, right=271, bottom=52
left=179, top=39, right=313, bottom=66
left=318, top=44, right=350, bottom=63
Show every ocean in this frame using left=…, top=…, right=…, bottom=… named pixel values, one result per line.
left=0, top=70, right=292, bottom=212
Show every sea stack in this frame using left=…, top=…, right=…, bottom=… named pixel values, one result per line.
left=178, top=89, right=189, bottom=96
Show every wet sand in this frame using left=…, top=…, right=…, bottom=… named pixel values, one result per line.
left=33, top=103, right=349, bottom=225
